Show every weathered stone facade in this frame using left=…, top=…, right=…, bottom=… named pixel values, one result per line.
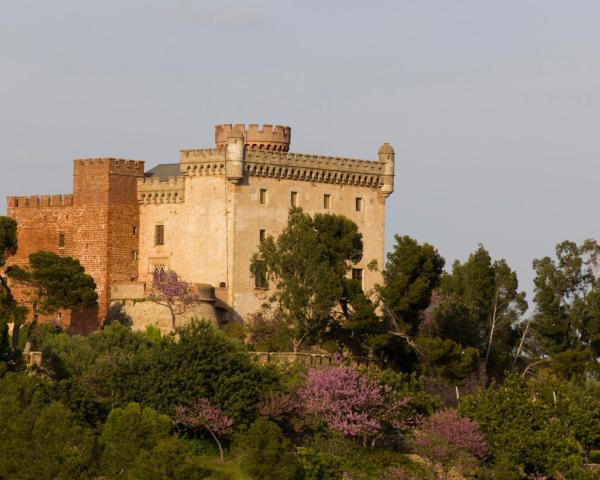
left=6, top=124, right=394, bottom=332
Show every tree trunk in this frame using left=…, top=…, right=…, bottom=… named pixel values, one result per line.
left=512, top=312, right=534, bottom=371
left=208, top=429, right=225, bottom=463
left=168, top=304, right=176, bottom=331
left=23, top=303, right=38, bottom=355
left=483, top=292, right=499, bottom=382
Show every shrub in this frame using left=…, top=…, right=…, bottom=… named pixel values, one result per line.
left=235, top=417, right=304, bottom=480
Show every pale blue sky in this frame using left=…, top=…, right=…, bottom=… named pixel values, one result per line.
left=1, top=1, right=600, bottom=301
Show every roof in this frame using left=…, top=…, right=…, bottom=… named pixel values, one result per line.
left=145, top=163, right=181, bottom=181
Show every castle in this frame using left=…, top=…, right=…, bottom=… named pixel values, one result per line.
left=6, top=124, right=395, bottom=333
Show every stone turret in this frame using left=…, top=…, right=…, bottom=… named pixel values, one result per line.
left=225, top=127, right=245, bottom=184
left=215, top=123, right=291, bottom=151
left=378, top=143, right=395, bottom=198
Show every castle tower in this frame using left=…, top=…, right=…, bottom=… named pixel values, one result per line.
left=378, top=143, right=395, bottom=198
left=215, top=123, right=292, bottom=151
left=72, top=159, right=145, bottom=326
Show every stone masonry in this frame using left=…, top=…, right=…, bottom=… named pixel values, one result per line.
left=6, top=124, right=395, bottom=332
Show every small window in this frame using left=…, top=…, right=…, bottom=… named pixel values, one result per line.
left=132, top=250, right=138, bottom=261
left=133, top=226, right=138, bottom=235
left=155, top=225, right=165, bottom=246
left=290, top=191, right=298, bottom=208
left=352, top=268, right=363, bottom=288
left=219, top=282, right=226, bottom=288
left=254, top=262, right=267, bottom=289
left=58, top=233, right=65, bottom=248
left=259, top=229, right=267, bottom=243
left=355, top=197, right=363, bottom=212
left=259, top=189, right=268, bottom=205
left=14, top=199, right=19, bottom=208
left=323, top=194, right=331, bottom=209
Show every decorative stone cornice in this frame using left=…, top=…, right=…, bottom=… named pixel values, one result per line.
left=176, top=148, right=385, bottom=189
left=137, top=176, right=185, bottom=204
left=246, top=150, right=384, bottom=188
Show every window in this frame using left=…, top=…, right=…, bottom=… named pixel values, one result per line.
left=132, top=250, right=138, bottom=261
left=133, top=226, right=138, bottom=235
left=352, top=268, right=363, bottom=288
left=259, top=189, right=268, bottom=205
left=323, top=194, right=331, bottom=209
left=155, top=224, right=165, bottom=246
left=14, top=199, right=19, bottom=207
left=355, top=197, right=363, bottom=212
left=58, top=233, right=65, bottom=248
left=254, top=262, right=267, bottom=289
left=259, top=229, right=267, bottom=243
left=290, top=191, right=298, bottom=208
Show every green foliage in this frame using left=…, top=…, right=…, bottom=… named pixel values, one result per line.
left=247, top=311, right=294, bottom=352
left=433, top=245, right=527, bottom=378
left=127, top=437, right=212, bottom=480
left=235, top=417, right=305, bottom=480
left=460, top=374, right=597, bottom=478
left=104, top=302, right=133, bottom=327
left=8, top=251, right=98, bottom=313
left=250, top=208, right=365, bottom=352
left=415, top=336, right=479, bottom=382
left=0, top=373, right=95, bottom=480
left=380, top=235, right=445, bottom=336
left=532, top=239, right=600, bottom=377
left=42, top=321, right=280, bottom=426
left=0, top=216, right=18, bottom=267
left=99, top=402, right=172, bottom=478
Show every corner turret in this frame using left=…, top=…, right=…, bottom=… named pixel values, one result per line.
left=225, top=128, right=245, bottom=184
left=378, top=143, right=395, bottom=198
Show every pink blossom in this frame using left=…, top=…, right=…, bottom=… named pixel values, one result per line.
left=298, top=366, right=389, bottom=437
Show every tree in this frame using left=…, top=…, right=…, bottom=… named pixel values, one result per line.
left=433, top=245, right=527, bottom=378
left=173, top=397, right=234, bottom=462
left=409, top=409, right=487, bottom=480
left=98, top=402, right=172, bottom=478
left=380, top=235, right=445, bottom=337
left=8, top=251, right=97, bottom=354
left=459, top=374, right=591, bottom=478
left=235, top=417, right=305, bottom=480
left=298, top=365, right=412, bottom=446
left=250, top=208, right=365, bottom=352
left=531, top=239, right=600, bottom=377
left=0, top=216, right=24, bottom=351
left=147, top=269, right=199, bottom=331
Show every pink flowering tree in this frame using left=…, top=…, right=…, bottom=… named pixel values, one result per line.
left=298, top=365, right=413, bottom=446
left=173, top=397, right=234, bottom=463
left=410, top=409, right=487, bottom=479
left=147, top=269, right=199, bottom=330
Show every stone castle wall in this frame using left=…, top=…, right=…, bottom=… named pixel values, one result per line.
left=5, top=124, right=394, bottom=333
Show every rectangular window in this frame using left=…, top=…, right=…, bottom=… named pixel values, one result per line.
left=352, top=268, right=363, bottom=288
left=58, top=233, right=65, bottom=248
left=290, top=191, right=298, bottom=208
left=355, top=197, right=363, bottom=212
left=254, top=262, right=267, bottom=289
left=155, top=224, right=165, bottom=246
left=133, top=226, right=138, bottom=235
left=259, top=189, right=268, bottom=205
left=323, top=194, right=331, bottom=210
left=259, top=229, right=267, bottom=242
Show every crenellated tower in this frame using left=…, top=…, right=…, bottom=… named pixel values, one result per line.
left=215, top=123, right=291, bottom=151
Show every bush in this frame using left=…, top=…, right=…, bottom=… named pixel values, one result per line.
left=235, top=417, right=304, bottom=480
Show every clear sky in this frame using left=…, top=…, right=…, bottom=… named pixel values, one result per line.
left=1, top=1, right=599, bottom=303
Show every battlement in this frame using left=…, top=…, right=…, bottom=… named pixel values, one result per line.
left=138, top=175, right=185, bottom=204
left=74, top=158, right=145, bottom=177
left=7, top=194, right=73, bottom=209
left=179, top=148, right=224, bottom=164
left=215, top=124, right=291, bottom=152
